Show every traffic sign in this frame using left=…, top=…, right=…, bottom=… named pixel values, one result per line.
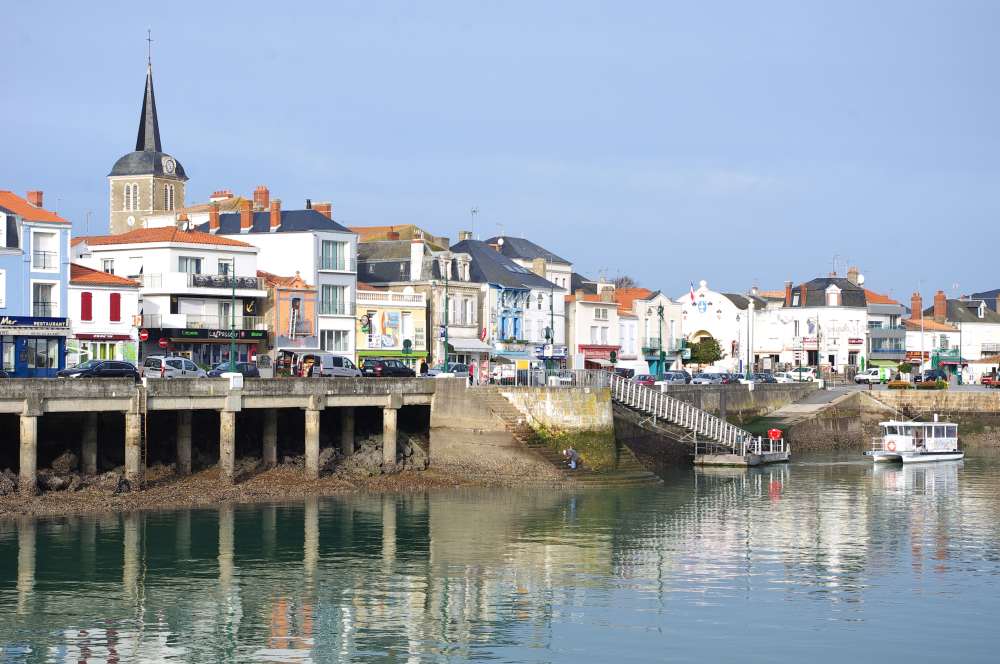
left=138, top=329, right=149, bottom=342
left=158, top=337, right=169, bottom=349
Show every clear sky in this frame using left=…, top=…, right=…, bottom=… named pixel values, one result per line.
left=3, top=0, right=998, bottom=300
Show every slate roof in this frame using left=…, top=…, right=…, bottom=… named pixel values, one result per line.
left=483, top=236, right=571, bottom=265
left=571, top=272, right=598, bottom=295
left=451, top=239, right=560, bottom=291
left=70, top=263, right=140, bottom=288
left=924, top=299, right=1000, bottom=324
left=723, top=293, right=768, bottom=310
left=195, top=209, right=353, bottom=235
left=108, top=66, right=187, bottom=180
left=0, top=191, right=68, bottom=224
left=789, top=277, right=867, bottom=308
left=972, top=288, right=1000, bottom=311
left=84, top=227, right=253, bottom=248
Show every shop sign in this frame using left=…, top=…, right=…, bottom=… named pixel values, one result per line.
left=533, top=344, right=567, bottom=359
left=76, top=334, right=132, bottom=341
left=160, top=328, right=268, bottom=341
left=848, top=338, right=864, bottom=345
left=905, top=351, right=929, bottom=362
left=0, top=316, right=69, bottom=329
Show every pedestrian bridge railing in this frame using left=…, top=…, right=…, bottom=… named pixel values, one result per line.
left=609, top=373, right=785, bottom=456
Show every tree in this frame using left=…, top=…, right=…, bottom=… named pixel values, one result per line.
left=614, top=274, right=639, bottom=290
left=687, top=338, right=723, bottom=365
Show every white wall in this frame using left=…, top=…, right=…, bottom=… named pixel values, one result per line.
left=83, top=243, right=259, bottom=279
left=954, top=322, right=1000, bottom=360
left=68, top=284, right=139, bottom=335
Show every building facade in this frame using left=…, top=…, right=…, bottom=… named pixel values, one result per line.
left=356, top=284, right=428, bottom=371
left=0, top=190, right=71, bottom=377
left=678, top=280, right=758, bottom=372
left=67, top=263, right=140, bottom=366
left=565, top=286, right=620, bottom=370
left=257, top=270, right=319, bottom=373
left=615, top=287, right=684, bottom=376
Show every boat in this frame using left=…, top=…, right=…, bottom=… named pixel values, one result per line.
left=865, top=416, right=964, bottom=463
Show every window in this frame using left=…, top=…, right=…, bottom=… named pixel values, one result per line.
left=124, top=183, right=133, bottom=211
left=792, top=293, right=800, bottom=306
left=320, top=241, right=348, bottom=270
left=178, top=257, right=202, bottom=274
left=826, top=291, right=840, bottom=307
left=319, top=285, right=346, bottom=315
left=538, top=293, right=544, bottom=310
left=164, top=184, right=175, bottom=211
left=595, top=308, right=608, bottom=320
left=110, top=293, right=121, bottom=322
left=465, top=298, right=474, bottom=325
left=590, top=326, right=598, bottom=344
left=1, top=336, right=12, bottom=371
left=32, top=283, right=55, bottom=317
left=217, top=258, right=234, bottom=276
left=321, top=330, right=349, bottom=351
left=123, top=182, right=141, bottom=211
left=600, top=327, right=608, bottom=344
left=80, top=292, right=93, bottom=321
left=794, top=320, right=800, bottom=337
left=31, top=230, right=58, bottom=270
left=102, top=259, right=115, bottom=274
left=25, top=338, right=59, bottom=369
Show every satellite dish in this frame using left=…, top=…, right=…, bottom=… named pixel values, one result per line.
left=857, top=274, right=865, bottom=285
left=497, top=237, right=504, bottom=246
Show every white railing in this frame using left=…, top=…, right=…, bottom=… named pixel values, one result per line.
left=357, top=290, right=426, bottom=307
left=609, top=372, right=787, bottom=456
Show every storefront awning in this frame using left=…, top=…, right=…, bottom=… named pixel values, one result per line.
left=447, top=338, right=493, bottom=353
left=869, top=360, right=899, bottom=367
left=588, top=359, right=613, bottom=367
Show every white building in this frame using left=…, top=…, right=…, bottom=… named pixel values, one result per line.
left=565, top=284, right=619, bottom=370
left=67, top=263, right=141, bottom=366
left=678, top=280, right=760, bottom=372
left=616, top=287, right=684, bottom=375
left=194, top=192, right=359, bottom=360
left=74, top=227, right=268, bottom=366
left=922, top=290, right=1000, bottom=378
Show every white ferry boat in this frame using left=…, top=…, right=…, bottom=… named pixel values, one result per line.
left=865, top=416, right=964, bottom=463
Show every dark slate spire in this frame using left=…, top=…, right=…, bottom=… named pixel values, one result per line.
left=134, top=65, right=162, bottom=152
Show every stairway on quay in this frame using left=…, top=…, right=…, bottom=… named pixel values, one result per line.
left=472, top=387, right=662, bottom=487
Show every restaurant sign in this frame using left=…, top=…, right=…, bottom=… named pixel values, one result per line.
left=0, top=316, right=69, bottom=329
left=154, top=327, right=268, bottom=341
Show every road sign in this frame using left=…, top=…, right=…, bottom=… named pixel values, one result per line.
left=138, top=329, right=149, bottom=342
left=158, top=338, right=169, bottom=349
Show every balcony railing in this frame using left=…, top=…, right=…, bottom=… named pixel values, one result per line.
left=318, top=301, right=352, bottom=316
left=32, top=251, right=57, bottom=270
left=357, top=290, right=426, bottom=307
left=141, top=273, right=264, bottom=291
left=142, top=314, right=266, bottom=330
left=32, top=302, right=56, bottom=317
left=641, top=338, right=682, bottom=352
left=318, top=256, right=355, bottom=272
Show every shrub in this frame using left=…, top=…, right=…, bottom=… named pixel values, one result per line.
left=916, top=379, right=948, bottom=390
left=898, top=362, right=913, bottom=374
left=887, top=381, right=913, bottom=390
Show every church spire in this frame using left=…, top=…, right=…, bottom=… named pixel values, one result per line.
left=134, top=61, right=162, bottom=152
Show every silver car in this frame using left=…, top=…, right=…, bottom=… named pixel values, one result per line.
left=141, top=355, right=208, bottom=379
left=690, top=373, right=723, bottom=385
left=657, top=371, right=689, bottom=385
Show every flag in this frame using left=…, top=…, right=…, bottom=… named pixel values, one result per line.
left=689, top=282, right=696, bottom=303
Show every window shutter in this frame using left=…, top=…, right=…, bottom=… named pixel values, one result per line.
left=110, top=293, right=121, bottom=322
left=81, top=292, right=93, bottom=321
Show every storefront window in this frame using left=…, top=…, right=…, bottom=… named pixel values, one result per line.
left=25, top=338, right=59, bottom=369
left=1, top=336, right=14, bottom=371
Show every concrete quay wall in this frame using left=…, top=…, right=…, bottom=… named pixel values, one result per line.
left=662, top=383, right=816, bottom=423
left=499, top=387, right=613, bottom=432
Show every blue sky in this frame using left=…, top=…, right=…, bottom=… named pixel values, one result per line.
left=3, top=0, right=998, bottom=300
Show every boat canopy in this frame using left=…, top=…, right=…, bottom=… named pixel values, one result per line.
left=880, top=421, right=957, bottom=437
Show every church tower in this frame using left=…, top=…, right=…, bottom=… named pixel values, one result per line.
left=108, top=59, right=188, bottom=234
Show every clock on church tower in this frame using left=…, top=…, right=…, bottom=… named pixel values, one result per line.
left=107, top=62, right=188, bottom=235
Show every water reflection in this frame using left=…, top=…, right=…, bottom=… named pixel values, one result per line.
left=3, top=454, right=1000, bottom=662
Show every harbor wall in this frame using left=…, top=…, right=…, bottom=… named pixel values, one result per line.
left=662, top=383, right=817, bottom=423
left=499, top=387, right=613, bottom=432
left=862, top=392, right=1000, bottom=447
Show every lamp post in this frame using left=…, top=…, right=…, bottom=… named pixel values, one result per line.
left=746, top=301, right=754, bottom=379
left=229, top=266, right=236, bottom=373
left=656, top=304, right=665, bottom=381
left=441, top=258, right=450, bottom=371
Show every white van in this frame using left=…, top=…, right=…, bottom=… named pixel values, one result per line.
left=300, top=353, right=362, bottom=378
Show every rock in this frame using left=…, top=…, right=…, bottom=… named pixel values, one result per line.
left=94, top=471, right=123, bottom=491
left=318, top=447, right=339, bottom=472
left=282, top=455, right=304, bottom=468
left=0, top=473, right=15, bottom=496
left=113, top=476, right=132, bottom=494
left=232, top=456, right=260, bottom=481
left=51, top=450, right=79, bottom=474
left=40, top=472, right=68, bottom=492
left=67, top=474, right=83, bottom=492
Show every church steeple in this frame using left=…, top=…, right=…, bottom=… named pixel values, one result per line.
left=134, top=64, right=162, bottom=152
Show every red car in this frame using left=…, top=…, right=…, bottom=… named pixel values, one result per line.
left=634, top=374, right=656, bottom=386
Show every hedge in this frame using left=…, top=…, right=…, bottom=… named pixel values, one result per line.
left=887, top=381, right=913, bottom=390
left=916, top=380, right=949, bottom=390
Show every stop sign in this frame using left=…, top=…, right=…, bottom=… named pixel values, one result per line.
left=138, top=329, right=149, bottom=342
left=158, top=337, right=169, bottom=349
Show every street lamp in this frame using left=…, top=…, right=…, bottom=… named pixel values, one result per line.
left=229, top=265, right=236, bottom=373
left=656, top=304, right=665, bottom=381
left=441, top=257, right=450, bottom=371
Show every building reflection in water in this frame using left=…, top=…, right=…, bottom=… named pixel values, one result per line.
left=2, top=457, right=996, bottom=661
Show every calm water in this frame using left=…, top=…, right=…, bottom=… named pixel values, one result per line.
left=3, top=451, right=1000, bottom=663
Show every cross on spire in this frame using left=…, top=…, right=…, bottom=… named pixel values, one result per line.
left=146, top=29, right=153, bottom=67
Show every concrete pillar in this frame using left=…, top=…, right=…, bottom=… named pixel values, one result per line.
left=219, top=410, right=236, bottom=483
left=176, top=410, right=192, bottom=476
left=122, top=512, right=140, bottom=599
left=18, top=415, right=38, bottom=497
left=218, top=504, right=234, bottom=589
left=305, top=409, right=321, bottom=479
left=304, top=497, right=319, bottom=583
left=16, top=517, right=35, bottom=615
left=263, top=409, right=278, bottom=468
left=124, top=412, right=143, bottom=488
left=382, top=407, right=398, bottom=468
left=81, top=412, right=98, bottom=476
left=340, top=407, right=355, bottom=457
left=382, top=496, right=397, bottom=572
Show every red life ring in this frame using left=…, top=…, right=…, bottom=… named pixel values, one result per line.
left=767, top=428, right=782, bottom=441
left=887, top=441, right=896, bottom=452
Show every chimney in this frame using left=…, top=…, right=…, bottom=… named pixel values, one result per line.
left=269, top=199, right=282, bottom=232
left=784, top=280, right=793, bottom=307
left=239, top=199, right=252, bottom=233
left=910, top=292, right=923, bottom=320
left=458, top=230, right=472, bottom=241
left=799, top=284, right=807, bottom=307
left=600, top=288, right=615, bottom=303
left=933, top=290, right=947, bottom=323
left=253, top=185, right=270, bottom=211
left=575, top=289, right=586, bottom=300
left=208, top=204, right=220, bottom=233
left=305, top=198, right=312, bottom=210
left=531, top=257, right=546, bottom=277
left=410, top=238, right=424, bottom=280
left=210, top=190, right=233, bottom=202
left=488, top=242, right=501, bottom=252
left=847, top=266, right=860, bottom=286
left=26, top=191, right=43, bottom=208
left=312, top=201, right=332, bottom=219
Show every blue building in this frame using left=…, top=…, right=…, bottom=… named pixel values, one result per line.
left=0, top=190, right=71, bottom=377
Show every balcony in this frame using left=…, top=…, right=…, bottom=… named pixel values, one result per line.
left=318, top=301, right=353, bottom=316
left=32, top=251, right=58, bottom=270
left=140, top=272, right=265, bottom=296
left=357, top=290, right=426, bottom=307
left=868, top=325, right=906, bottom=340
left=641, top=337, right=683, bottom=354
left=142, top=313, right=266, bottom=330
left=317, top=256, right=355, bottom=273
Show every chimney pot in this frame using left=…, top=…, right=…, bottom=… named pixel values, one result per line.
left=26, top=191, right=43, bottom=208
left=253, top=185, right=270, bottom=211
left=305, top=198, right=312, bottom=210
left=784, top=280, right=793, bottom=307
left=270, top=199, right=282, bottom=231
left=312, top=201, right=332, bottom=219
left=799, top=284, right=807, bottom=307
left=933, top=290, right=947, bottom=323
left=847, top=266, right=860, bottom=285
left=240, top=199, right=253, bottom=232
left=209, top=204, right=220, bottom=233
left=910, top=292, right=923, bottom=320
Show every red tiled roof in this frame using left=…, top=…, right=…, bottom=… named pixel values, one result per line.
left=756, top=289, right=786, bottom=300
left=903, top=318, right=957, bottom=332
left=613, top=287, right=654, bottom=313
left=257, top=270, right=313, bottom=289
left=356, top=282, right=385, bottom=291
left=0, top=191, right=68, bottom=224
left=865, top=289, right=899, bottom=305
left=85, top=227, right=253, bottom=248
left=70, top=263, right=140, bottom=287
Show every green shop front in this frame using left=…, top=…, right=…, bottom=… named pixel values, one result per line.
left=138, top=326, right=269, bottom=369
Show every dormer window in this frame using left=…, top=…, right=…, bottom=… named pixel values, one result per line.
left=825, top=284, right=842, bottom=307
left=979, top=303, right=986, bottom=319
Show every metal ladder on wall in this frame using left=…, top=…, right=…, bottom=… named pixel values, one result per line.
left=608, top=373, right=786, bottom=457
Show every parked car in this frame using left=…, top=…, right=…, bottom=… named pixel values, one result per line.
left=490, top=363, right=517, bottom=384
left=657, top=371, right=689, bottom=385
left=772, top=372, right=795, bottom=383
left=854, top=367, right=888, bottom=384
left=789, top=367, right=817, bottom=381
left=0, top=369, right=9, bottom=378
left=634, top=374, right=656, bottom=387
left=58, top=360, right=139, bottom=380
left=915, top=368, right=948, bottom=383
left=361, top=358, right=416, bottom=378
left=614, top=367, right=636, bottom=379
left=691, top=373, right=723, bottom=385
left=207, top=361, right=260, bottom=378
left=301, top=353, right=362, bottom=377
left=140, top=356, right=207, bottom=379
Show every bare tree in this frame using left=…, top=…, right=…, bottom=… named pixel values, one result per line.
left=614, top=274, right=639, bottom=290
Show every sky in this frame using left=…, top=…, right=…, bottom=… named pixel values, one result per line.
left=3, top=0, right=998, bottom=300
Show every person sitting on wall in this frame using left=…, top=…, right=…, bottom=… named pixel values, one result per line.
left=419, top=359, right=429, bottom=375
left=562, top=447, right=582, bottom=470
